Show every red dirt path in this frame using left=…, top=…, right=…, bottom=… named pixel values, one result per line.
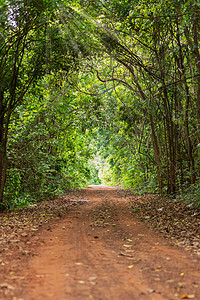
left=2, top=187, right=200, bottom=299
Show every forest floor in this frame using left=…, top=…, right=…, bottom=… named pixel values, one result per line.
left=0, top=186, right=200, bottom=300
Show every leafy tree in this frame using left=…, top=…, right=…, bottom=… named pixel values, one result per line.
left=0, top=0, right=85, bottom=207
left=5, top=73, right=95, bottom=207
left=1, top=0, right=200, bottom=208
left=74, top=0, right=200, bottom=194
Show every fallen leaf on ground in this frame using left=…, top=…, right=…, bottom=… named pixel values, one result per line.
left=119, top=252, right=133, bottom=258
left=128, top=265, right=134, bottom=269
left=180, top=295, right=195, bottom=299
left=167, top=279, right=175, bottom=283
left=147, top=288, right=155, bottom=293
left=0, top=283, right=15, bottom=290
left=88, top=277, right=96, bottom=281
left=126, top=239, right=133, bottom=242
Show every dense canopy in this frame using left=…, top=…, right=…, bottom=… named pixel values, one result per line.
left=0, top=0, right=199, bottom=209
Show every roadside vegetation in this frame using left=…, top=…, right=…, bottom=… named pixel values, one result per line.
left=0, top=0, right=199, bottom=209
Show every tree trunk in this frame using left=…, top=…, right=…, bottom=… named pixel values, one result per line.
left=184, top=12, right=200, bottom=140
left=149, top=114, right=163, bottom=193
left=176, top=23, right=196, bottom=184
left=0, top=149, right=8, bottom=208
left=0, top=125, right=8, bottom=209
left=0, top=104, right=10, bottom=209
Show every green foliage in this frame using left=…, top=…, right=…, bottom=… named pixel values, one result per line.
left=1, top=0, right=200, bottom=209
left=175, top=181, right=200, bottom=208
left=3, top=77, right=94, bottom=208
left=78, top=0, right=200, bottom=196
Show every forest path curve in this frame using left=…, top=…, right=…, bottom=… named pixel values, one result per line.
left=12, top=187, right=200, bottom=299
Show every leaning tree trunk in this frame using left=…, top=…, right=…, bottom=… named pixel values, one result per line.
left=0, top=130, right=8, bottom=208
left=0, top=110, right=10, bottom=209
left=0, top=146, right=8, bottom=208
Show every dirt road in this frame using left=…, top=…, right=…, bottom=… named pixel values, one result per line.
left=8, top=187, right=200, bottom=299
